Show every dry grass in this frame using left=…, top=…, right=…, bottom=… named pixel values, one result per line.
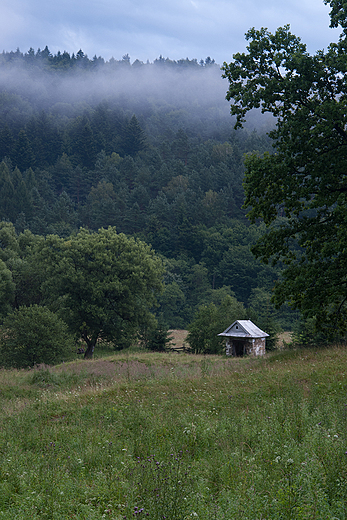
left=277, top=331, right=293, bottom=348
left=168, top=329, right=188, bottom=351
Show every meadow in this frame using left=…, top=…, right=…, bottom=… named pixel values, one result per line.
left=1, top=343, right=347, bottom=519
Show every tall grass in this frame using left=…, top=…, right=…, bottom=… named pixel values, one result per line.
left=0, top=346, right=347, bottom=518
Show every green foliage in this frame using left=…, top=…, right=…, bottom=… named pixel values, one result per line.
left=0, top=259, right=15, bottom=318
left=187, top=295, right=247, bottom=353
left=187, top=303, right=221, bottom=353
left=0, top=221, right=20, bottom=261
left=0, top=225, right=45, bottom=311
left=222, top=7, right=347, bottom=336
left=142, top=318, right=174, bottom=352
left=292, top=317, right=332, bottom=348
left=121, top=114, right=146, bottom=156
left=248, top=288, right=282, bottom=350
left=38, top=227, right=164, bottom=358
left=156, top=280, right=186, bottom=329
left=0, top=304, right=73, bottom=368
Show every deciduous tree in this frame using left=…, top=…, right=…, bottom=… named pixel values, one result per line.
left=222, top=1, right=347, bottom=336
left=39, top=227, right=164, bottom=358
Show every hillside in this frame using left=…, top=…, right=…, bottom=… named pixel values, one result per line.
left=1, top=346, right=346, bottom=518
left=0, top=49, right=294, bottom=336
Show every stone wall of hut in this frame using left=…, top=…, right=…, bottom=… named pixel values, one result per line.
left=225, top=337, right=265, bottom=357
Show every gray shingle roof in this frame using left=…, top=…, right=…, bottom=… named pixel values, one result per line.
left=218, top=320, right=269, bottom=338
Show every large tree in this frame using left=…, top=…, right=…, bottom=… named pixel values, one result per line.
left=222, top=0, right=347, bottom=336
left=38, top=227, right=164, bottom=358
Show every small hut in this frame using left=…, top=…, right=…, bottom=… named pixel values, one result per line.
left=218, top=320, right=269, bottom=357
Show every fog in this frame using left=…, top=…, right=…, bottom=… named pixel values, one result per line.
left=0, top=61, right=228, bottom=106
left=0, top=59, right=274, bottom=139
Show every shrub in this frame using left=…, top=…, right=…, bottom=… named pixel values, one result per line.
left=0, top=304, right=73, bottom=368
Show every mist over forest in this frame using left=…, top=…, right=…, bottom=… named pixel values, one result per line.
left=0, top=46, right=289, bottom=337
left=0, top=47, right=273, bottom=134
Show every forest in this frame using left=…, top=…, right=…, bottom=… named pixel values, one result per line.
left=0, top=46, right=297, bottom=361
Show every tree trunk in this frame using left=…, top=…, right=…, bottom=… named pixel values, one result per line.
left=83, top=336, right=97, bottom=359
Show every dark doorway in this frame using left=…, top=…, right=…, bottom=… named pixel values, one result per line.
left=234, top=340, right=245, bottom=357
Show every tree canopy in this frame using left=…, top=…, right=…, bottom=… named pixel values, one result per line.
left=38, top=227, right=164, bottom=358
left=222, top=0, right=347, bottom=336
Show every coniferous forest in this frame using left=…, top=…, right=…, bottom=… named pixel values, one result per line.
left=0, top=47, right=297, bottom=351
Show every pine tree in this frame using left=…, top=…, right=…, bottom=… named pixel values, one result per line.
left=14, top=129, right=35, bottom=171
left=0, top=161, right=15, bottom=220
left=11, top=166, right=33, bottom=220
left=121, top=115, right=146, bottom=156
left=0, top=125, right=14, bottom=161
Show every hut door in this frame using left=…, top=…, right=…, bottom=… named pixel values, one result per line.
left=234, top=340, right=245, bottom=357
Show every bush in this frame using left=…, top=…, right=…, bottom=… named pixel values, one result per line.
left=0, top=305, right=73, bottom=368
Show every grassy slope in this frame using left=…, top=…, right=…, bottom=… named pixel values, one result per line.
left=0, top=346, right=347, bottom=519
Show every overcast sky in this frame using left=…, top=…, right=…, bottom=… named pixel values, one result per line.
left=0, top=0, right=341, bottom=64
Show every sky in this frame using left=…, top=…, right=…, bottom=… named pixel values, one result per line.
left=0, top=0, right=341, bottom=65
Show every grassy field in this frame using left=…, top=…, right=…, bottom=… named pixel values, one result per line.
left=1, top=343, right=347, bottom=519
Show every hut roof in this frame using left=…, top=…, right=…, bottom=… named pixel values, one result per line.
left=218, top=320, right=269, bottom=338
